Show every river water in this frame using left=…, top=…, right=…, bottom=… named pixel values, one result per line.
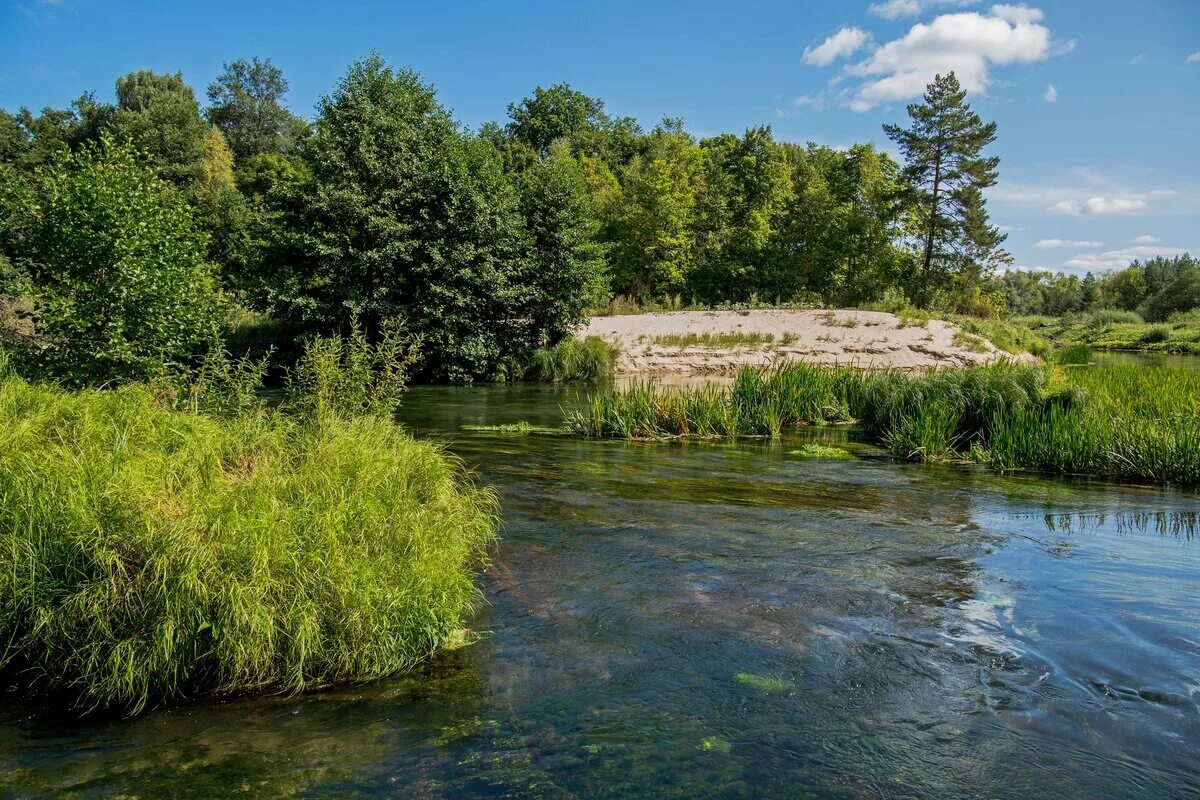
left=2, top=383, right=1198, bottom=798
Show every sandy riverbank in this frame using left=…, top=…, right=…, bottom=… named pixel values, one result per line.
left=580, top=309, right=1033, bottom=374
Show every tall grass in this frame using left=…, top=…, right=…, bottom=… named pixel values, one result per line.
left=0, top=328, right=496, bottom=713
left=566, top=362, right=1200, bottom=486
left=526, top=336, right=619, bottom=382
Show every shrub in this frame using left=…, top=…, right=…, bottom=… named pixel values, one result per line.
left=0, top=377, right=497, bottom=712
left=12, top=136, right=220, bottom=384
left=1138, top=325, right=1171, bottom=345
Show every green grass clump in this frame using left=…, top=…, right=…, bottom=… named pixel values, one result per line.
left=651, top=331, right=774, bottom=349
left=1056, top=344, right=1093, bottom=365
left=526, top=336, right=619, bottom=382
left=0, top=378, right=497, bottom=713
left=789, top=444, right=853, bottom=459
left=566, top=362, right=1200, bottom=486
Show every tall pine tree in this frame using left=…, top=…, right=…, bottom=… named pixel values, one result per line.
left=884, top=72, right=1009, bottom=303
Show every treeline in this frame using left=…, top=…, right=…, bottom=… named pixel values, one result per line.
left=3, top=56, right=1007, bottom=382
left=1000, top=254, right=1199, bottom=322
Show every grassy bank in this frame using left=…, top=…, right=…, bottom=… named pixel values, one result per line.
left=565, top=362, right=1200, bottom=486
left=1019, top=311, right=1200, bottom=355
left=0, top=377, right=497, bottom=712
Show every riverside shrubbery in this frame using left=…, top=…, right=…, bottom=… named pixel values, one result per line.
left=566, top=362, right=1200, bottom=486
left=0, top=330, right=497, bottom=713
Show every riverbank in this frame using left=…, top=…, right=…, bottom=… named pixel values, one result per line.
left=1019, top=312, right=1200, bottom=355
left=580, top=310, right=1036, bottom=374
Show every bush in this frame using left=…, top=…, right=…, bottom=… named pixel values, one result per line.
left=1086, top=309, right=1142, bottom=326
left=0, top=377, right=497, bottom=712
left=1138, top=325, right=1171, bottom=344
left=12, top=136, right=220, bottom=384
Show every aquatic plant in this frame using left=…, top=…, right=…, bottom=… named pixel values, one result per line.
left=0, top=377, right=497, bottom=712
left=788, top=444, right=852, bottom=459
left=526, top=335, right=619, bottom=382
left=1056, top=344, right=1093, bottom=365
left=566, top=362, right=1200, bottom=486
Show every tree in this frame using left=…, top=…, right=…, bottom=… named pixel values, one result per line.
left=514, top=141, right=609, bottom=339
left=206, top=58, right=297, bottom=162
left=13, top=136, right=219, bottom=383
left=506, top=83, right=609, bottom=156
left=110, top=70, right=208, bottom=187
left=884, top=72, right=1008, bottom=302
left=605, top=119, right=703, bottom=297
left=273, top=55, right=599, bottom=381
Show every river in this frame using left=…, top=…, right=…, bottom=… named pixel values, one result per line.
left=2, top=382, right=1198, bottom=798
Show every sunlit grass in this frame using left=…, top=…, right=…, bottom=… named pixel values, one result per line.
left=0, top=377, right=497, bottom=713
left=566, top=362, right=1200, bottom=486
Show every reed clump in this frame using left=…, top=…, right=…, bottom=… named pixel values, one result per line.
left=566, top=362, right=1200, bottom=486
left=526, top=336, right=619, bottom=382
left=0, top=330, right=497, bottom=714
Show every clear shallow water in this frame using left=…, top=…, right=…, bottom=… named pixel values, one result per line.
left=3, top=384, right=1199, bottom=799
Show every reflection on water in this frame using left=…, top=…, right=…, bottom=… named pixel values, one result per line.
left=2, top=383, right=1198, bottom=799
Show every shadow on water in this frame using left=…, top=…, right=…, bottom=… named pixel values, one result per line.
left=2, top=382, right=1198, bottom=799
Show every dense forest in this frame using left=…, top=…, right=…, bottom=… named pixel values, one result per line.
left=1, top=54, right=1193, bottom=382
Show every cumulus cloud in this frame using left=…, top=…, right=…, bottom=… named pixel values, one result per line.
left=1043, top=83, right=1057, bottom=102
left=803, top=27, right=872, bottom=67
left=1034, top=239, right=1101, bottom=249
left=1048, top=190, right=1175, bottom=216
left=841, top=5, right=1072, bottom=112
left=1132, top=234, right=1160, bottom=244
left=1064, top=245, right=1190, bottom=272
left=868, top=0, right=977, bottom=19
left=1188, top=52, right=1200, bottom=63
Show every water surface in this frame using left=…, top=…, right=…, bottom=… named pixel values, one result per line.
left=2, top=384, right=1198, bottom=798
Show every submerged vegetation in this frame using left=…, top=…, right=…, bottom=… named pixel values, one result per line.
left=0, top=332, right=497, bottom=713
left=566, top=362, right=1200, bottom=486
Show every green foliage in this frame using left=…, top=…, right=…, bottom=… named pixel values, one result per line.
left=205, top=57, right=299, bottom=161
left=567, top=362, right=1200, bottom=486
left=269, top=54, right=597, bottom=382
left=884, top=72, right=1009, bottom=301
left=526, top=335, right=619, bottom=382
left=789, top=444, right=852, bottom=460
left=0, top=376, right=497, bottom=712
left=1056, top=344, right=1093, bottom=365
left=285, top=320, right=420, bottom=421
left=12, top=136, right=219, bottom=383
left=109, top=70, right=209, bottom=187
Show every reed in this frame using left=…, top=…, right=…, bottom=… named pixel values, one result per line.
left=566, top=362, right=1200, bottom=486
left=527, top=336, right=619, bottom=382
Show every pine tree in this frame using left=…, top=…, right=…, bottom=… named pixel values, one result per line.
left=884, top=72, right=1009, bottom=302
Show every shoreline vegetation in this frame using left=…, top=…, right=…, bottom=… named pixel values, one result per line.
left=564, top=361, right=1200, bottom=487
left=0, top=331, right=497, bottom=714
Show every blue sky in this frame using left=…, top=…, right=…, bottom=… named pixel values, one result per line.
left=3, top=0, right=1198, bottom=275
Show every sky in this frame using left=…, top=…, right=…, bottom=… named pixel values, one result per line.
left=2, top=0, right=1198, bottom=276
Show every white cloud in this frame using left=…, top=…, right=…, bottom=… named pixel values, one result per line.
left=803, top=27, right=872, bottom=67
left=1048, top=190, right=1175, bottom=216
left=1043, top=83, right=1057, bottom=102
left=1133, top=234, right=1160, bottom=244
left=1064, top=245, right=1190, bottom=272
left=1034, top=238, right=1101, bottom=249
left=776, top=94, right=828, bottom=116
left=868, top=0, right=977, bottom=19
left=1187, top=52, right=1200, bottom=64
left=842, top=5, right=1072, bottom=112
left=1130, top=53, right=1146, bottom=65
